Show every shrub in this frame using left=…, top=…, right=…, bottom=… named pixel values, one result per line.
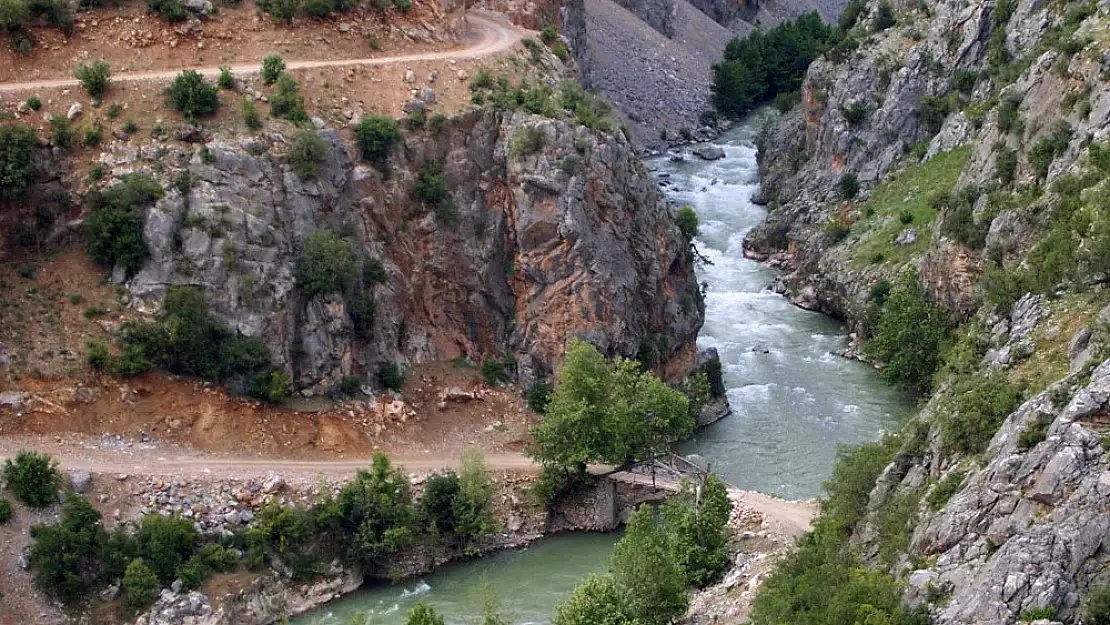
left=0, top=497, right=11, bottom=523
left=355, top=115, right=400, bottom=166
left=1016, top=415, right=1051, bottom=451
left=1019, top=607, right=1056, bottom=622
left=899, top=209, right=914, bottom=224
left=217, top=66, right=234, bottom=89
left=996, top=146, right=1018, bottom=184
left=85, top=174, right=162, bottom=276
left=338, top=376, right=363, bottom=397
left=864, top=271, right=949, bottom=396
left=393, top=0, right=411, bottom=10
left=377, top=360, right=405, bottom=391
left=259, top=0, right=299, bottom=23
left=296, top=230, right=358, bottom=297
left=841, top=102, right=868, bottom=125
left=482, top=355, right=516, bottom=386
left=1030, top=121, right=1073, bottom=179
left=261, top=54, right=285, bottom=85
left=135, top=514, right=200, bottom=583
left=998, top=94, right=1021, bottom=133
left=165, top=70, right=220, bottom=119
left=661, top=475, right=732, bottom=587
left=540, top=25, right=559, bottom=44
left=838, top=172, right=859, bottom=199
left=952, top=68, right=977, bottom=94
left=26, top=95, right=42, bottom=110
left=918, top=94, right=951, bottom=134
left=511, top=126, right=547, bottom=157
left=303, top=0, right=334, bottom=17
left=454, top=449, right=496, bottom=543
left=838, top=0, right=864, bottom=30
left=927, top=469, right=965, bottom=509
left=122, top=558, right=159, bottom=609
left=146, top=0, right=186, bottom=21
left=469, top=70, right=494, bottom=91
left=871, top=0, right=895, bottom=31
left=350, top=294, right=376, bottom=339
left=75, top=59, right=111, bottom=100
left=676, top=205, right=699, bottom=240
left=421, top=471, right=461, bottom=534
left=87, top=341, right=111, bottom=371
left=413, top=160, right=457, bottom=223
left=823, top=220, right=850, bottom=243
left=49, top=116, right=75, bottom=149
left=611, top=505, right=688, bottom=625
left=940, top=372, right=1023, bottom=455
left=1085, top=587, right=1110, bottom=625
left=405, top=605, right=444, bottom=625
left=288, top=130, right=328, bottom=180
left=406, top=106, right=426, bottom=130
left=0, top=123, right=38, bottom=200
left=242, top=97, right=263, bottom=130
left=527, top=381, right=553, bottom=413
left=248, top=369, right=290, bottom=403
left=28, top=495, right=109, bottom=603
left=3, top=450, right=59, bottom=508
left=269, top=72, right=307, bottom=122
left=363, top=258, right=388, bottom=286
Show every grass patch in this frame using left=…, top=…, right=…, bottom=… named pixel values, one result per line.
left=849, top=147, right=970, bottom=267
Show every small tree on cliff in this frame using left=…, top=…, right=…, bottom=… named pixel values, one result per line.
left=528, top=340, right=692, bottom=474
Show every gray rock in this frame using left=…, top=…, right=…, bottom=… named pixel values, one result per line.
left=0, top=391, right=28, bottom=409
left=338, top=22, right=351, bottom=32
left=66, top=103, right=82, bottom=121
left=693, top=145, right=725, bottom=161
left=177, top=124, right=206, bottom=143
left=894, top=228, right=918, bottom=246
left=404, top=70, right=416, bottom=83
left=68, top=470, right=92, bottom=493
left=422, top=88, right=435, bottom=105
left=184, top=0, right=212, bottom=14
left=311, top=117, right=326, bottom=130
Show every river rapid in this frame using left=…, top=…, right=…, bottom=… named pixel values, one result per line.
left=294, top=113, right=912, bottom=625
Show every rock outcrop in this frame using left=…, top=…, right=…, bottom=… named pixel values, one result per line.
left=100, top=109, right=702, bottom=395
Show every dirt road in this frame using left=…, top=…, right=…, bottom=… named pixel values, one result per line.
left=0, top=11, right=523, bottom=93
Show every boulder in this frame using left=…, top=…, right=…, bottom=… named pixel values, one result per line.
left=66, top=103, right=82, bottom=120
left=894, top=228, right=917, bottom=246
left=68, top=470, right=92, bottom=494
left=184, top=0, right=212, bottom=14
left=693, top=145, right=725, bottom=161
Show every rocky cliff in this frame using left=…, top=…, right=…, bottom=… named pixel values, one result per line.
left=99, top=109, right=702, bottom=395
left=743, top=0, right=1110, bottom=621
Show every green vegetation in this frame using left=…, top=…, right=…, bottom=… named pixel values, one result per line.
left=510, top=126, right=547, bottom=157
left=0, top=497, right=12, bottom=524
left=147, top=0, right=187, bottom=21
left=528, top=340, right=693, bottom=472
left=269, top=72, right=308, bottom=122
left=258, top=0, right=299, bottom=23
left=84, top=174, right=163, bottom=277
left=377, top=360, right=405, bottom=391
left=355, top=115, right=400, bottom=167
left=296, top=230, right=358, bottom=297
left=676, top=206, right=699, bottom=240
left=838, top=172, right=859, bottom=199
left=122, top=558, right=159, bottom=609
left=481, top=355, right=517, bottom=386
left=850, top=147, right=970, bottom=266
left=29, top=494, right=119, bottom=604
left=864, top=271, right=951, bottom=396
left=405, top=605, right=445, bottom=625
left=288, top=129, right=328, bottom=180
left=527, top=381, right=553, bottom=413
left=165, top=70, right=221, bottom=119
left=1019, top=607, right=1056, bottom=622
left=712, top=13, right=836, bottom=118
left=50, top=116, right=75, bottom=149
left=871, top=0, right=896, bottom=31
left=261, top=54, right=285, bottom=84
left=242, top=97, right=263, bottom=130
left=75, top=59, right=111, bottom=100
left=87, top=341, right=111, bottom=371
left=3, top=450, right=60, bottom=508
left=413, top=160, right=458, bottom=223
left=0, top=123, right=38, bottom=199
left=1029, top=121, right=1073, bottom=179
left=1085, top=587, right=1110, bottom=625
left=26, top=95, right=41, bottom=110
left=939, top=372, right=1023, bottom=455
left=1017, top=414, right=1052, bottom=450
left=927, top=470, right=966, bottom=509
left=661, top=475, right=732, bottom=586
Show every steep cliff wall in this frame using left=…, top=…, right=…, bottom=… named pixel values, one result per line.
left=100, top=110, right=701, bottom=395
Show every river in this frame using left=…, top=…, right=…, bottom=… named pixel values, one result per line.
left=294, top=113, right=912, bottom=625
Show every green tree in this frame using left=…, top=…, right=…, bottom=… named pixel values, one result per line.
left=288, top=129, right=328, bottom=181
left=0, top=122, right=37, bottom=200
left=421, top=471, right=461, bottom=534
left=355, top=115, right=400, bottom=166
left=528, top=341, right=692, bottom=471
left=662, top=475, right=733, bottom=587
left=84, top=174, right=162, bottom=277
left=863, top=271, right=950, bottom=396
left=75, top=59, right=111, bottom=100
left=261, top=53, right=285, bottom=84
left=324, top=453, right=418, bottom=571
left=295, top=230, right=358, bottom=297
left=28, top=494, right=106, bottom=603
left=165, top=70, right=220, bottom=119
left=1086, top=587, right=1110, bottom=625
left=134, top=514, right=200, bottom=583
left=553, top=574, right=635, bottom=625
left=0, top=497, right=11, bottom=523
left=3, top=450, right=59, bottom=508
left=676, top=206, right=699, bottom=240
left=610, top=505, right=688, bottom=625
left=405, top=604, right=445, bottom=625
left=122, top=558, right=159, bottom=609
left=454, top=449, right=496, bottom=544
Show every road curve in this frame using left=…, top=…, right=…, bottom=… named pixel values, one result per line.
left=0, top=11, right=523, bottom=93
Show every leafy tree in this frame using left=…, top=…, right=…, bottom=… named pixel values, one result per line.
left=421, top=471, right=461, bottom=534
left=377, top=360, right=405, bottom=391
left=303, top=0, right=334, bottom=18
left=269, top=72, right=307, bottom=122
left=610, top=505, right=688, bottom=625
left=1086, top=587, right=1110, bottom=625
left=0, top=123, right=37, bottom=200
left=295, top=230, right=358, bottom=297
left=75, top=59, right=111, bottom=100
left=405, top=604, right=445, bottom=625
left=0, top=498, right=11, bottom=523
left=528, top=341, right=692, bottom=471
left=527, top=381, right=553, bottom=413
left=84, top=174, right=162, bottom=277
left=323, top=453, right=419, bottom=571
left=676, top=206, right=699, bottom=240
left=218, top=65, right=234, bottom=89
left=289, top=129, right=328, bottom=181
left=454, top=450, right=496, bottom=543
left=553, top=574, right=635, bottom=625
left=242, top=96, right=263, bottom=130
left=355, top=115, right=400, bottom=166
left=261, top=54, right=285, bottom=85
left=259, top=0, right=299, bottom=23
left=28, top=494, right=106, bottom=603
left=134, top=514, right=200, bottom=583
left=122, top=558, right=159, bottom=609
left=838, top=172, right=859, bottom=199
left=3, top=450, right=59, bottom=508
left=863, top=271, right=950, bottom=396
left=662, top=475, right=733, bottom=587
left=147, top=0, right=186, bottom=21
left=165, top=70, right=220, bottom=119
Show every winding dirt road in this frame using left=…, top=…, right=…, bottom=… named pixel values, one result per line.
left=0, top=11, right=523, bottom=93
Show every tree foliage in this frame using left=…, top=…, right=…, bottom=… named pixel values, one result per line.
left=661, top=475, right=732, bottom=587
left=553, top=574, right=635, bottom=625
left=134, top=514, right=201, bottom=583
left=528, top=340, right=692, bottom=470
left=0, top=122, right=37, bottom=200
left=28, top=494, right=109, bottom=603
left=122, top=558, right=159, bottom=609
left=84, top=173, right=162, bottom=277
left=405, top=604, right=445, bottom=625
left=610, top=505, right=689, bottom=625
left=864, top=271, right=950, bottom=396
left=712, top=13, right=836, bottom=118
left=3, top=450, right=60, bottom=508
left=165, top=70, right=220, bottom=119
left=355, top=115, right=400, bottom=166
left=295, top=230, right=358, bottom=297
left=75, top=59, right=111, bottom=100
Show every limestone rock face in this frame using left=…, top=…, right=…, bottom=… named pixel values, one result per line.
left=105, top=110, right=701, bottom=394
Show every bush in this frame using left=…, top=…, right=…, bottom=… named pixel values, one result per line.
left=288, top=130, right=327, bottom=180
left=218, top=66, right=234, bottom=89
left=259, top=0, right=299, bottom=23
left=135, top=514, right=200, bottom=583
left=511, top=126, right=547, bottom=157
left=927, top=470, right=966, bottom=509
left=1085, top=587, right=1110, bottom=625
left=75, top=59, right=111, bottom=100
left=676, top=205, right=699, bottom=240
left=261, top=54, right=285, bottom=85
left=838, top=172, right=859, bottom=199
left=295, top=230, right=358, bottom=297
left=146, top=0, right=186, bottom=21
left=863, top=271, right=949, bottom=396
left=29, top=495, right=110, bottom=603
left=0, top=497, right=11, bottom=523
left=3, top=450, right=59, bottom=508
left=838, top=0, right=864, bottom=30
left=996, top=146, right=1018, bottom=184
left=918, top=94, right=951, bottom=134
left=322, top=453, right=419, bottom=570
left=83, top=126, right=103, bottom=147
left=85, top=174, right=162, bottom=276
left=242, top=97, right=263, bottom=130
left=823, top=220, right=850, bottom=243
left=469, top=70, right=494, bottom=91
left=611, top=505, right=688, bottom=625
left=482, top=355, right=516, bottom=386
left=269, top=72, right=307, bottom=122
left=453, top=450, right=496, bottom=544
left=355, top=115, right=400, bottom=166
left=87, top=341, right=111, bottom=371
left=165, top=70, right=220, bottom=119
left=553, top=574, right=631, bottom=625
left=998, top=94, right=1021, bottom=133
left=0, top=123, right=38, bottom=200
left=377, top=360, right=405, bottom=391
left=952, top=68, right=978, bottom=94
left=527, top=381, right=553, bottom=414
left=1030, top=121, right=1073, bottom=179
left=26, top=95, right=41, bottom=110
left=841, top=102, right=868, bottom=125
left=248, top=369, right=290, bottom=403
left=303, top=0, right=333, bottom=17
left=661, top=475, right=732, bottom=587
left=49, top=116, right=75, bottom=149
left=1019, top=607, right=1056, bottom=622
left=363, top=258, right=388, bottom=286
left=871, top=0, right=895, bottom=31
left=413, top=160, right=457, bottom=223
left=350, top=294, right=376, bottom=339
left=122, top=558, right=159, bottom=609
left=940, top=372, right=1023, bottom=455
